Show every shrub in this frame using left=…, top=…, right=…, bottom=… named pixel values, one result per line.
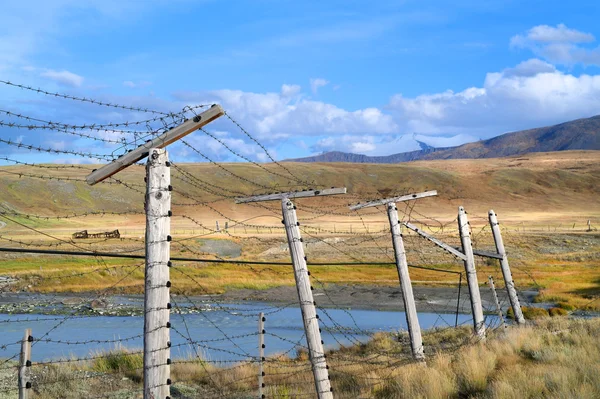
left=548, top=307, right=568, bottom=317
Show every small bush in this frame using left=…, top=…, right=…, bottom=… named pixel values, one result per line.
left=522, top=306, right=550, bottom=319
left=556, top=302, right=576, bottom=311
left=92, top=348, right=143, bottom=380
left=548, top=307, right=568, bottom=317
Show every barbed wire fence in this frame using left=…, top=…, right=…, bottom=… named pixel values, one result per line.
left=0, top=80, right=589, bottom=398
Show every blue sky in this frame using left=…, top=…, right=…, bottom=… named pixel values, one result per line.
left=1, top=0, right=600, bottom=164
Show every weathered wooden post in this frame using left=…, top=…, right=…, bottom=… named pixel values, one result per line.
left=18, top=328, right=32, bottom=399
left=258, top=312, right=265, bottom=399
left=236, top=188, right=346, bottom=399
left=488, top=210, right=525, bottom=325
left=85, top=105, right=225, bottom=399
left=350, top=190, right=437, bottom=360
left=487, top=276, right=506, bottom=329
left=282, top=198, right=332, bottom=398
left=144, top=148, right=171, bottom=399
left=458, top=206, right=486, bottom=339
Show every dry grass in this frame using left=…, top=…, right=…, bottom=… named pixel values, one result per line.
left=24, top=317, right=599, bottom=398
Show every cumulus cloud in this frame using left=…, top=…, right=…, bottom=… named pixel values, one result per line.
left=388, top=58, right=600, bottom=137
left=310, top=78, right=329, bottom=94
left=40, top=69, right=84, bottom=87
left=172, top=84, right=397, bottom=139
left=281, top=84, right=301, bottom=97
left=511, top=24, right=600, bottom=66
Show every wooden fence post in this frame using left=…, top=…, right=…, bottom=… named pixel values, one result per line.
left=144, top=148, right=171, bottom=399
left=235, top=188, right=347, bottom=399
left=258, top=312, right=265, bottom=398
left=488, top=210, right=525, bottom=325
left=282, top=198, right=333, bottom=399
left=458, top=206, right=486, bottom=340
left=387, top=203, right=424, bottom=360
left=18, top=328, right=32, bottom=399
left=487, top=276, right=506, bottom=330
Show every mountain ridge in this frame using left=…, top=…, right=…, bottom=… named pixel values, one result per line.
left=287, top=115, right=600, bottom=163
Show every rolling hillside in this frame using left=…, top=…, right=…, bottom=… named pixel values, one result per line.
left=0, top=151, right=598, bottom=220
left=288, top=115, right=600, bottom=163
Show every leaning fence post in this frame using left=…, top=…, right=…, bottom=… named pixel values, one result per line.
left=487, top=276, right=506, bottom=330
left=488, top=210, right=525, bottom=325
left=348, top=191, right=437, bottom=360
left=387, top=202, right=424, bottom=360
left=144, top=148, right=171, bottom=399
left=235, top=188, right=347, bottom=399
left=282, top=198, right=333, bottom=398
left=458, top=206, right=486, bottom=339
left=258, top=312, right=265, bottom=398
left=18, top=328, right=32, bottom=399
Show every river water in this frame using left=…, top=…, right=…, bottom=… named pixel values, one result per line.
left=0, top=302, right=497, bottom=362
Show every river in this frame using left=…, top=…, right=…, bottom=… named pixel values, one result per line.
left=0, top=302, right=498, bottom=363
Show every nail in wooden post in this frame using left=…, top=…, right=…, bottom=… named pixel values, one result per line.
left=387, top=203, right=425, bottom=360
left=458, top=206, right=486, bottom=339
left=144, top=148, right=171, bottom=399
left=236, top=188, right=346, bottom=399
left=258, top=312, right=265, bottom=399
left=488, top=210, right=525, bottom=325
left=487, top=276, right=506, bottom=329
left=18, top=328, right=32, bottom=399
left=282, top=198, right=332, bottom=398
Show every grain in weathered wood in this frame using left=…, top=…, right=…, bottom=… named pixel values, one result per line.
left=258, top=313, right=265, bottom=398
left=18, top=328, right=31, bottom=399
left=387, top=203, right=425, bottom=360
left=86, top=105, right=224, bottom=185
left=236, top=187, right=346, bottom=203
left=489, top=210, right=525, bottom=324
left=458, top=206, right=486, bottom=340
left=488, top=276, right=506, bottom=329
left=349, top=190, right=437, bottom=210
left=144, top=149, right=171, bottom=399
left=282, top=198, right=332, bottom=399
left=403, top=222, right=467, bottom=261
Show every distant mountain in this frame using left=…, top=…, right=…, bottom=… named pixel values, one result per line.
left=288, top=115, right=600, bottom=163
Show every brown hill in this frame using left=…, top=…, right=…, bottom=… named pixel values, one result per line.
left=0, top=151, right=598, bottom=224
left=288, top=115, right=600, bottom=163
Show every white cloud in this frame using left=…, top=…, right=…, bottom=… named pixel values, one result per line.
left=123, top=80, right=152, bottom=89
left=511, top=24, right=600, bottom=66
left=388, top=58, right=600, bottom=137
left=310, top=78, right=329, bottom=95
left=172, top=84, right=397, bottom=138
left=40, top=69, right=84, bottom=87
left=511, top=24, right=594, bottom=45
left=281, top=84, right=301, bottom=97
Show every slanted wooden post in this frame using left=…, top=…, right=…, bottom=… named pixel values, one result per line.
left=258, top=313, right=265, bottom=398
left=144, top=148, right=171, bottom=399
left=282, top=198, right=332, bottom=398
left=458, top=206, right=486, bottom=339
left=18, top=328, right=32, bottom=399
left=487, top=276, right=506, bottom=329
left=236, top=188, right=346, bottom=399
left=350, top=190, right=437, bottom=360
left=488, top=210, right=525, bottom=325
